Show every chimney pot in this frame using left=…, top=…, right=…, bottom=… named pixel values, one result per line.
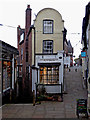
left=27, top=5, right=30, bottom=8
left=18, top=25, right=20, bottom=28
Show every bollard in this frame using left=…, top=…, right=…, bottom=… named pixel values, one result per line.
left=33, top=90, right=35, bottom=106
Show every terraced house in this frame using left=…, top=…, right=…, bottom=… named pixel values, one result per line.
left=31, top=8, right=65, bottom=97
left=17, top=5, right=73, bottom=101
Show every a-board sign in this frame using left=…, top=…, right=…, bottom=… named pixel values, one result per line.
left=77, top=99, right=87, bottom=114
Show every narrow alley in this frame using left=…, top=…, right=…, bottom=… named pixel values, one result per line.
left=63, top=66, right=87, bottom=118
left=2, top=66, right=88, bottom=118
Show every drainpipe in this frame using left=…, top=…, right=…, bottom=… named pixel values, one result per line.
left=26, top=25, right=35, bottom=66
left=33, top=27, right=35, bottom=66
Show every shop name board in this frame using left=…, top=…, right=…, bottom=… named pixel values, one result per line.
left=81, top=51, right=86, bottom=58
left=40, top=58, right=59, bottom=61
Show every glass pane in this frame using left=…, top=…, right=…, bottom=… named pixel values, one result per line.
left=40, top=66, right=59, bottom=84
left=43, top=20, right=53, bottom=34
left=43, top=40, right=53, bottom=54
left=3, top=61, right=11, bottom=91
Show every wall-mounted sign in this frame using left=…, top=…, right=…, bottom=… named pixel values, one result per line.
left=81, top=51, right=86, bottom=58
left=40, top=58, right=58, bottom=61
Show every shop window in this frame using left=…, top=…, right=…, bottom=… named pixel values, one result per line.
left=43, top=40, right=53, bottom=54
left=3, top=61, right=11, bottom=91
left=40, top=66, right=59, bottom=84
left=43, top=20, right=53, bottom=34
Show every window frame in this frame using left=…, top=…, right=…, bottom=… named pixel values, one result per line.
left=43, top=20, right=54, bottom=34
left=40, top=66, right=59, bottom=84
left=43, top=40, right=53, bottom=54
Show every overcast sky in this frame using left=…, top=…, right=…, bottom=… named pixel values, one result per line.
left=0, top=0, right=89, bottom=58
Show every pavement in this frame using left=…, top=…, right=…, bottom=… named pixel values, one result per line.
left=1, top=66, right=88, bottom=119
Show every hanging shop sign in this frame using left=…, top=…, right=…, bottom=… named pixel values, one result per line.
left=81, top=51, right=86, bottom=58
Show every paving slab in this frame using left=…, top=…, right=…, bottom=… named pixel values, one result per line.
left=2, top=66, right=88, bottom=119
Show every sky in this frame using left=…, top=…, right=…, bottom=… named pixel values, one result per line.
left=0, top=0, right=89, bottom=59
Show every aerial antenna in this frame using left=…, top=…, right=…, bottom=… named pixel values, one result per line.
left=34, top=13, right=37, bottom=18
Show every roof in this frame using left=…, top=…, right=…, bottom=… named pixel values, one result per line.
left=0, top=40, right=19, bottom=55
left=67, top=40, right=73, bottom=53
left=34, top=7, right=64, bottom=22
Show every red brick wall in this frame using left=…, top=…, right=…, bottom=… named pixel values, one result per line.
left=17, top=5, right=32, bottom=97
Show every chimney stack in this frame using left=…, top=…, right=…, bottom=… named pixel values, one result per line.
left=17, top=25, right=21, bottom=49
left=25, top=5, right=32, bottom=35
left=27, top=5, right=30, bottom=8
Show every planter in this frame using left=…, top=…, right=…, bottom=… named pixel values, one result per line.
left=47, top=96, right=53, bottom=100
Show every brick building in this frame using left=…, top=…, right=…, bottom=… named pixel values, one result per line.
left=63, top=28, right=73, bottom=67
left=17, top=5, right=32, bottom=101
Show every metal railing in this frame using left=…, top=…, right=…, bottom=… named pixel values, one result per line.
left=35, top=83, right=63, bottom=102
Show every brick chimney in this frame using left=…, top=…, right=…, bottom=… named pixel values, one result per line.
left=25, top=5, right=32, bottom=35
left=17, top=25, right=21, bottom=49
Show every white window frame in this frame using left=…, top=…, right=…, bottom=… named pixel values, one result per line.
left=43, top=40, right=53, bottom=54
left=43, top=20, right=53, bottom=34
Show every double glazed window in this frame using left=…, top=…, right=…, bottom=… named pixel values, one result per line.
left=43, top=20, right=53, bottom=34
left=43, top=40, right=53, bottom=54
left=40, top=66, right=59, bottom=84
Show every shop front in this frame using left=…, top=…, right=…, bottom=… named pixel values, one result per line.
left=32, top=51, right=64, bottom=96
left=0, top=40, right=18, bottom=104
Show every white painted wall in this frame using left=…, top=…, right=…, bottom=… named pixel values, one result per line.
left=45, top=85, right=61, bottom=93
left=32, top=69, right=37, bottom=95
left=32, top=51, right=64, bottom=94
left=38, top=85, right=61, bottom=93
left=64, top=56, right=70, bottom=67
